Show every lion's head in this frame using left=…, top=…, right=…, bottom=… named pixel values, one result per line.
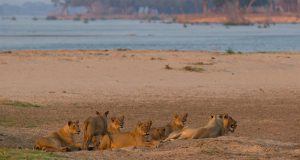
left=153, top=127, right=166, bottom=139
left=211, top=114, right=237, bottom=133
left=67, top=120, right=81, bottom=135
left=136, top=120, right=152, bottom=136
left=110, top=115, right=125, bottom=129
left=224, top=114, right=237, bottom=133
left=172, top=113, right=188, bottom=129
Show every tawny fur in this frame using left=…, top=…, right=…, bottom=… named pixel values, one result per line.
left=92, top=115, right=125, bottom=149
left=34, top=121, right=81, bottom=152
left=82, top=111, right=109, bottom=150
left=99, top=121, right=159, bottom=150
left=107, top=115, right=125, bottom=134
left=150, top=113, right=188, bottom=141
left=149, top=127, right=166, bottom=141
left=164, top=114, right=237, bottom=141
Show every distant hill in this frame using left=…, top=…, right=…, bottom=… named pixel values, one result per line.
left=0, top=2, right=55, bottom=16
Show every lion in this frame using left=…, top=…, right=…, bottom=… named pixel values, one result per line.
left=91, top=115, right=125, bottom=148
left=149, top=113, right=188, bottom=141
left=223, top=114, right=237, bottom=134
left=34, top=120, right=81, bottom=152
left=108, top=115, right=125, bottom=134
left=149, top=127, right=166, bottom=141
left=164, top=113, right=237, bottom=141
left=82, top=111, right=109, bottom=150
left=99, top=120, right=159, bottom=150
left=164, top=113, right=188, bottom=136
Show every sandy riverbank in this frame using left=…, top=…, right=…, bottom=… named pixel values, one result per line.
left=175, top=14, right=300, bottom=24
left=0, top=50, right=299, bottom=159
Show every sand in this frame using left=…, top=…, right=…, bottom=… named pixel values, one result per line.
left=0, top=50, right=299, bottom=159
left=175, top=14, right=300, bottom=24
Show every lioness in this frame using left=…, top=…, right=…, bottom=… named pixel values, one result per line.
left=150, top=113, right=188, bottom=141
left=34, top=120, right=81, bottom=152
left=82, top=111, right=109, bottom=150
left=223, top=114, right=237, bottom=134
left=99, top=120, right=158, bottom=150
left=148, top=127, right=166, bottom=141
left=92, top=115, right=125, bottom=148
left=164, top=114, right=237, bottom=141
left=108, top=115, right=125, bottom=134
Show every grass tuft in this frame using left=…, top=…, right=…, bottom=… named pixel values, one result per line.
left=183, top=66, right=204, bottom=72
left=0, top=148, right=66, bottom=160
left=191, top=62, right=213, bottom=65
left=0, top=100, right=41, bottom=108
left=225, top=48, right=242, bottom=55
left=165, top=64, right=173, bottom=70
left=225, top=48, right=235, bottom=54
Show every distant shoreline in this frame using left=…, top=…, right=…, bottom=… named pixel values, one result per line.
left=43, top=13, right=300, bottom=25
left=1, top=49, right=300, bottom=54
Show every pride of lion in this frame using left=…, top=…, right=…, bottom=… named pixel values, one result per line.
left=34, top=111, right=237, bottom=152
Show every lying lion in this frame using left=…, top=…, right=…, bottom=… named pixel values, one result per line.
left=108, top=115, right=125, bottom=134
left=82, top=111, right=109, bottom=150
left=164, top=113, right=237, bottom=141
left=91, top=115, right=125, bottom=148
left=34, top=120, right=81, bottom=152
left=149, top=113, right=188, bottom=141
left=99, top=120, right=158, bottom=150
left=149, top=127, right=166, bottom=141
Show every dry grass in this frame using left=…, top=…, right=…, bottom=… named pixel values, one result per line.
left=151, top=57, right=166, bottom=61
left=183, top=66, right=204, bottom=72
left=0, top=148, right=66, bottom=160
left=165, top=64, right=173, bottom=70
left=0, top=100, right=41, bottom=108
left=191, top=62, right=213, bottom=65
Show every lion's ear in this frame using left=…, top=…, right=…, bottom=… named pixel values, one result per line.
left=137, top=121, right=142, bottom=126
left=182, top=113, right=188, bottom=121
left=96, top=111, right=101, bottom=115
left=174, top=113, right=179, bottom=119
left=224, top=113, right=229, bottom=119
left=68, top=121, right=72, bottom=126
left=121, top=115, right=125, bottom=121
left=210, top=114, right=214, bottom=119
left=148, top=120, right=152, bottom=126
left=104, top=111, right=109, bottom=117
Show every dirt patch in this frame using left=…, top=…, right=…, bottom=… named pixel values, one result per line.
left=61, top=136, right=300, bottom=160
left=0, top=50, right=299, bottom=159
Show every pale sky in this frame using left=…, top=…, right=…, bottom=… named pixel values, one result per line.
left=0, top=0, right=51, bottom=5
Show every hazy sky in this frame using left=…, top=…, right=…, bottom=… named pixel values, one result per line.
left=0, top=0, right=51, bottom=5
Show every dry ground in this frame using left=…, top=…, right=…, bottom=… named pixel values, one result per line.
left=175, top=13, right=300, bottom=24
left=0, top=50, right=299, bottom=159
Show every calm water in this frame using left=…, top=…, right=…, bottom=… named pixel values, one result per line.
left=1, top=16, right=300, bottom=52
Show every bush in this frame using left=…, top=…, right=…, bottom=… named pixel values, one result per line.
left=183, top=66, right=204, bottom=72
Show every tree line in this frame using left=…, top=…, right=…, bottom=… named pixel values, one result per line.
left=51, top=0, right=300, bottom=15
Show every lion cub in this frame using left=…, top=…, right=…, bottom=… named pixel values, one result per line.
left=164, top=114, right=237, bottom=141
left=108, top=115, right=125, bottom=134
left=92, top=115, right=125, bottom=148
left=99, top=120, right=158, bottom=150
left=34, top=120, right=81, bottom=152
left=149, top=127, right=166, bottom=141
left=82, top=111, right=109, bottom=150
left=149, top=113, right=188, bottom=141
